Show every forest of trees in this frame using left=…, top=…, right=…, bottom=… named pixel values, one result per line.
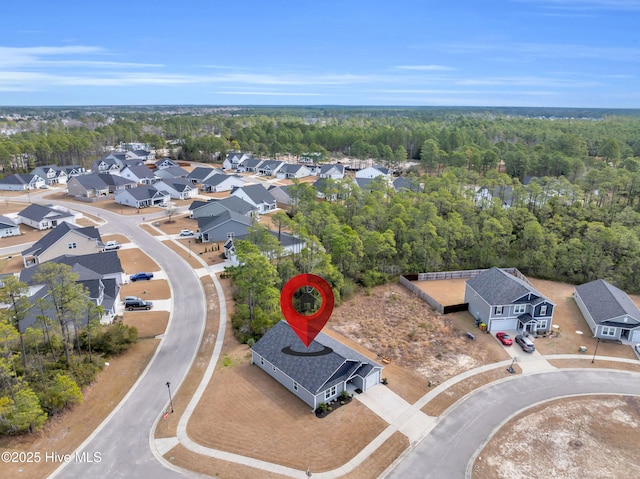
left=3, top=106, right=640, bottom=344
left=0, top=265, right=137, bottom=435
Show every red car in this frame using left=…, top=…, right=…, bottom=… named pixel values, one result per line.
left=496, top=332, right=513, bottom=346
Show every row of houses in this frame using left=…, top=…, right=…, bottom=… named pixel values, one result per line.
left=464, top=267, right=640, bottom=343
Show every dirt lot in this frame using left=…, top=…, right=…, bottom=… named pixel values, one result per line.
left=123, top=310, right=169, bottom=339
left=329, top=283, right=510, bottom=388
left=473, top=396, right=640, bottom=479
left=117, top=248, right=159, bottom=275
left=415, top=278, right=467, bottom=305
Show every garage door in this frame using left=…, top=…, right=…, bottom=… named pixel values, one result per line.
left=364, top=370, right=381, bottom=390
left=489, top=318, right=518, bottom=332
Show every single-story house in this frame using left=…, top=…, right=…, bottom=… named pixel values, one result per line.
left=276, top=164, right=312, bottom=180
left=186, top=166, right=224, bottom=185
left=16, top=204, right=77, bottom=230
left=393, top=176, right=422, bottom=193
left=200, top=173, right=245, bottom=193
left=251, top=320, right=383, bottom=410
left=355, top=165, right=392, bottom=180
left=319, top=164, right=345, bottom=180
left=115, top=186, right=169, bottom=209
left=154, top=178, right=198, bottom=200
left=464, top=267, right=554, bottom=333
left=98, top=173, right=136, bottom=193
left=190, top=196, right=258, bottom=219
left=197, top=210, right=254, bottom=243
left=21, top=222, right=102, bottom=268
left=231, top=184, right=277, bottom=214
left=257, top=160, right=285, bottom=177
left=0, top=215, right=20, bottom=238
left=267, top=185, right=293, bottom=207
left=66, top=174, right=110, bottom=198
left=153, top=165, right=189, bottom=181
left=574, top=279, right=640, bottom=342
left=237, top=158, right=263, bottom=173
left=0, top=173, right=45, bottom=191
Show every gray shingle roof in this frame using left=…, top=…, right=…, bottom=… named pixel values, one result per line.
left=0, top=215, right=18, bottom=228
left=575, top=279, right=640, bottom=324
left=466, top=267, right=548, bottom=306
left=252, top=320, right=381, bottom=394
left=22, top=222, right=100, bottom=256
left=98, top=173, right=136, bottom=187
left=71, top=174, right=109, bottom=190
left=124, top=185, right=163, bottom=200
left=19, top=251, right=122, bottom=284
left=123, top=165, right=156, bottom=179
left=18, top=204, right=74, bottom=222
left=233, top=184, right=276, bottom=205
left=320, top=164, right=345, bottom=175
left=0, top=173, right=37, bottom=185
left=157, top=178, right=192, bottom=192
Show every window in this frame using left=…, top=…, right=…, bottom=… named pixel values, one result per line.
left=494, top=306, right=503, bottom=315
left=540, top=305, right=548, bottom=316
left=514, top=304, right=526, bottom=314
left=325, top=385, right=337, bottom=400
left=67, top=242, right=77, bottom=249
left=601, top=326, right=616, bottom=337
left=293, top=381, right=298, bottom=391
left=537, top=320, right=548, bottom=330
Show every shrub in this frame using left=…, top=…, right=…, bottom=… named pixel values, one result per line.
left=92, top=323, right=138, bottom=356
left=316, top=402, right=328, bottom=413
left=381, top=377, right=388, bottom=385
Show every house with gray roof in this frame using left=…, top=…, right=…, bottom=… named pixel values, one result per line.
left=187, top=166, right=224, bottom=185
left=66, top=174, right=110, bottom=198
left=319, top=164, right=345, bottom=180
left=355, top=165, right=392, bottom=180
left=0, top=215, right=20, bottom=238
left=126, top=149, right=154, bottom=161
left=197, top=210, right=254, bottom=243
left=97, top=173, right=136, bottom=193
left=190, top=196, right=257, bottom=219
left=0, top=173, right=45, bottom=191
left=155, top=157, right=179, bottom=169
left=231, top=184, right=277, bottom=214
left=154, top=165, right=189, bottom=180
left=268, top=184, right=293, bottom=207
left=119, top=165, right=157, bottom=185
left=21, top=222, right=102, bottom=267
left=18, top=251, right=123, bottom=327
left=91, top=156, right=122, bottom=174
left=223, top=152, right=252, bottom=170
left=30, top=165, right=68, bottom=185
left=237, top=158, right=263, bottom=173
left=393, top=176, right=422, bottom=193
left=200, top=173, right=245, bottom=193
left=276, top=164, right=312, bottom=180
left=313, top=178, right=340, bottom=201
left=574, top=279, right=640, bottom=342
left=59, top=165, right=87, bottom=178
left=475, top=186, right=514, bottom=209
left=251, top=320, right=383, bottom=410
left=17, top=204, right=76, bottom=230
left=154, top=178, right=198, bottom=199
left=115, top=185, right=169, bottom=209
left=257, top=160, right=285, bottom=176
left=464, top=267, right=554, bottom=334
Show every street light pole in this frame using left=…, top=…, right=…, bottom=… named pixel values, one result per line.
left=591, top=337, right=601, bottom=364
left=188, top=239, right=191, bottom=257
left=166, top=381, right=174, bottom=413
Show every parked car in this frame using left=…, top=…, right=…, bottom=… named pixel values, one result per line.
left=125, top=299, right=153, bottom=311
left=515, top=334, right=535, bottom=353
left=179, top=229, right=194, bottom=236
left=130, top=272, right=154, bottom=281
left=103, top=241, right=121, bottom=251
left=496, top=332, right=513, bottom=346
left=123, top=295, right=141, bottom=303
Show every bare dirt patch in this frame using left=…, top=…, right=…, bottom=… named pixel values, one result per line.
left=340, top=432, right=409, bottom=479
left=0, top=254, right=25, bottom=274
left=120, top=279, right=170, bottom=300
left=415, top=278, right=467, bottom=305
left=0, top=339, right=159, bottom=479
left=473, top=396, right=640, bottom=479
left=161, top=239, right=224, bottom=268
left=330, top=283, right=509, bottom=387
left=100, top=233, right=130, bottom=245
left=150, top=214, right=198, bottom=235
left=123, top=310, right=169, bottom=339
left=117, top=248, right=159, bottom=274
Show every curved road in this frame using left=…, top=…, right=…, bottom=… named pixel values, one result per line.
left=41, top=202, right=206, bottom=478
left=385, top=369, right=640, bottom=479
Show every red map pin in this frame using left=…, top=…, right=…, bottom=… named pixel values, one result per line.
left=280, top=274, right=335, bottom=347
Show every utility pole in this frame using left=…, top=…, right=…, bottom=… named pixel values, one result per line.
left=166, top=381, right=174, bottom=413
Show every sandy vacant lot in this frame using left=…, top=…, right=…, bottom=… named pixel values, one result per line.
left=473, top=396, right=640, bottom=479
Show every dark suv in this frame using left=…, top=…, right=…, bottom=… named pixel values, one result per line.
left=124, top=299, right=153, bottom=311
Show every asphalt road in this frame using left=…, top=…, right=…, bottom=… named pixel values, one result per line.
left=43, top=202, right=206, bottom=478
left=385, top=369, right=640, bottom=479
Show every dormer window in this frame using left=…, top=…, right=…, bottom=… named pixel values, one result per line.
left=540, top=305, right=548, bottom=316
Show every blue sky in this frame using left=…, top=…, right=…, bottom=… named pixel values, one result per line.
left=1, top=0, right=639, bottom=107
